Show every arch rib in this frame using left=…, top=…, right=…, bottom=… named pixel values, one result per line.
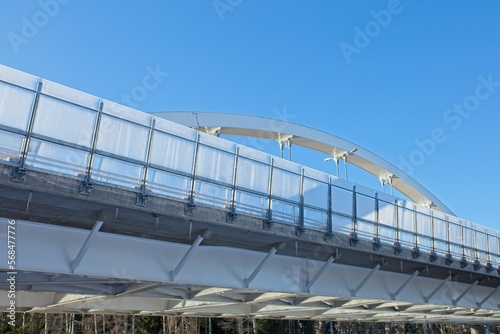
left=152, top=111, right=453, bottom=214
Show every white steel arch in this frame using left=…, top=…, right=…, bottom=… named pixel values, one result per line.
left=152, top=112, right=454, bottom=215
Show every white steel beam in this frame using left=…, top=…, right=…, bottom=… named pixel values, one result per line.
left=2, top=218, right=500, bottom=324
left=170, top=234, right=205, bottom=281
left=424, top=275, right=451, bottom=303
left=71, top=220, right=103, bottom=273
left=391, top=269, right=420, bottom=300
left=478, top=285, right=500, bottom=308
left=244, top=247, right=277, bottom=288
left=453, top=280, right=479, bottom=306
left=306, top=256, right=335, bottom=293
left=351, top=264, right=380, bottom=297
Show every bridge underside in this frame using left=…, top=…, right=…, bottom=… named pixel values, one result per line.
left=0, top=165, right=499, bottom=324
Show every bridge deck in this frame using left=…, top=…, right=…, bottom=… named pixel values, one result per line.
left=0, top=165, right=497, bottom=287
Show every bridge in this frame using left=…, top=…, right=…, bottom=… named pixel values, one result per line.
left=0, top=64, right=499, bottom=326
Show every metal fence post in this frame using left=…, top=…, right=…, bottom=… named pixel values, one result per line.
left=12, top=80, right=42, bottom=182
left=136, top=117, right=155, bottom=206
left=394, top=199, right=402, bottom=255
left=263, top=158, right=274, bottom=230
left=296, top=168, right=305, bottom=236
left=373, top=192, right=381, bottom=251
left=185, top=132, right=200, bottom=215
left=79, top=100, right=103, bottom=195
left=350, top=185, right=358, bottom=246
left=226, top=146, right=239, bottom=223
left=325, top=176, right=333, bottom=242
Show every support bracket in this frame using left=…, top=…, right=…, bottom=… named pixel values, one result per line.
left=424, top=275, right=451, bottom=303
left=71, top=220, right=104, bottom=273
left=453, top=280, right=478, bottom=306
left=170, top=230, right=213, bottom=281
left=11, top=167, right=27, bottom=183
left=372, top=237, right=381, bottom=252
left=79, top=177, right=93, bottom=196
left=473, top=260, right=481, bottom=271
left=296, top=226, right=305, bottom=237
left=263, top=209, right=273, bottom=230
left=391, top=269, right=420, bottom=300
left=306, top=256, right=335, bottom=293
left=351, top=264, right=380, bottom=297
left=445, top=253, right=454, bottom=266
left=135, top=185, right=149, bottom=207
left=429, top=252, right=438, bottom=263
left=184, top=197, right=196, bottom=216
left=393, top=242, right=402, bottom=256
left=324, top=232, right=334, bottom=243
left=263, top=220, right=273, bottom=230
left=136, top=193, right=149, bottom=207
left=226, top=207, right=237, bottom=224
left=350, top=232, right=358, bottom=247
left=244, top=247, right=278, bottom=288
left=205, top=126, right=221, bottom=137
left=477, top=285, right=500, bottom=308
left=412, top=247, right=421, bottom=259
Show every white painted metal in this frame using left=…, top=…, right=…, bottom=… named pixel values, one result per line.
left=71, top=220, right=103, bottom=272
left=1, top=64, right=499, bottom=267
left=1, top=218, right=499, bottom=324
left=1, top=65, right=500, bottom=323
left=153, top=111, right=453, bottom=214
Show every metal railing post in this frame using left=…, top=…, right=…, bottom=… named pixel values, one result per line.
left=79, top=100, right=104, bottom=195
left=413, top=205, right=420, bottom=259
left=12, top=80, right=42, bottom=182
left=373, top=193, right=381, bottom=251
left=136, top=117, right=155, bottom=206
left=325, top=177, right=333, bottom=241
left=394, top=199, right=402, bottom=255
left=185, top=133, right=200, bottom=215
left=430, top=211, right=438, bottom=262
left=350, top=185, right=358, bottom=246
left=226, top=147, right=239, bottom=223
left=445, top=216, right=454, bottom=265
left=296, top=168, right=305, bottom=236
left=263, top=158, right=274, bottom=230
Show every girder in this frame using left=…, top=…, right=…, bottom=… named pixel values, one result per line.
left=1, top=218, right=499, bottom=324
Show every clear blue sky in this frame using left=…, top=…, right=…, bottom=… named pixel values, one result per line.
left=1, top=1, right=500, bottom=229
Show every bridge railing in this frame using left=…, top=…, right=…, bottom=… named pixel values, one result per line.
left=0, top=64, right=499, bottom=269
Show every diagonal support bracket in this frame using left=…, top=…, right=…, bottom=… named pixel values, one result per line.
left=306, top=256, right=335, bottom=293
left=391, top=269, right=420, bottom=300
left=453, top=280, right=479, bottom=306
left=477, top=285, right=500, bottom=308
left=424, top=275, right=451, bottom=303
left=71, top=220, right=104, bottom=273
left=244, top=247, right=278, bottom=288
left=170, top=230, right=213, bottom=281
left=351, top=264, right=380, bottom=297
